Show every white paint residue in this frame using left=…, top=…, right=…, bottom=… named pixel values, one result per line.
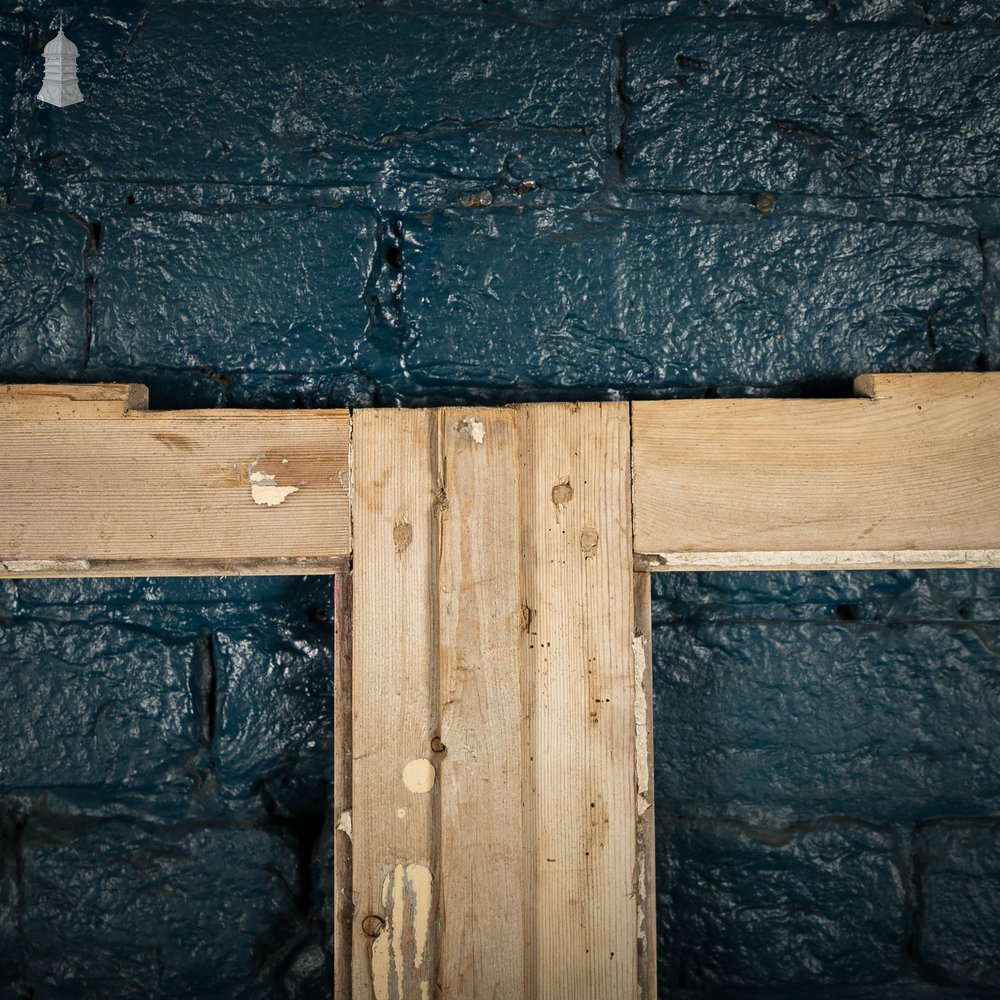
left=632, top=634, right=651, bottom=817
left=371, top=863, right=433, bottom=1000
left=457, top=415, right=486, bottom=444
left=636, top=846, right=649, bottom=992
left=248, top=461, right=300, bottom=507
left=641, top=549, right=1000, bottom=570
left=402, top=758, right=436, bottom=793
left=336, top=809, right=352, bottom=841
left=1, top=559, right=90, bottom=573
left=409, top=864, right=432, bottom=968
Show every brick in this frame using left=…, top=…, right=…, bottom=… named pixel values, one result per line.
left=401, top=208, right=981, bottom=400
left=214, top=612, right=334, bottom=810
left=656, top=816, right=905, bottom=988
left=20, top=819, right=299, bottom=997
left=0, top=206, right=87, bottom=378
left=651, top=614, right=1000, bottom=822
left=650, top=567, right=1000, bottom=626
left=0, top=807, right=18, bottom=995
left=915, top=820, right=1000, bottom=987
left=0, top=17, right=21, bottom=188
left=625, top=22, right=1000, bottom=199
left=981, top=236, right=1000, bottom=371
left=0, top=619, right=195, bottom=792
left=92, top=205, right=373, bottom=405
left=20, top=5, right=606, bottom=197
left=0, top=577, right=337, bottom=808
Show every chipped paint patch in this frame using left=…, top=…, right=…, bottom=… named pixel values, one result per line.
left=632, top=634, right=651, bottom=816
left=1, top=558, right=91, bottom=573
left=248, top=458, right=300, bottom=507
left=336, top=809, right=352, bottom=841
left=636, top=844, right=650, bottom=998
left=636, top=548, right=1000, bottom=571
left=370, top=863, right=434, bottom=1000
left=402, top=758, right=436, bottom=794
left=457, top=415, right=486, bottom=443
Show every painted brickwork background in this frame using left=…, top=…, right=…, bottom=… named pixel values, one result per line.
left=1, top=0, right=999, bottom=995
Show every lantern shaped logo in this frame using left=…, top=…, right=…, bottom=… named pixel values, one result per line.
left=37, top=28, right=83, bottom=108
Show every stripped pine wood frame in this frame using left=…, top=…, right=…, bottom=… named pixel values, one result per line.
left=1, top=373, right=998, bottom=999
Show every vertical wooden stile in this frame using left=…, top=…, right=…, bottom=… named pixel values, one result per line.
left=352, top=410, right=439, bottom=1000
left=437, top=409, right=525, bottom=996
left=632, top=572, right=657, bottom=999
left=520, top=403, right=639, bottom=997
left=349, top=403, right=651, bottom=998
left=334, top=571, right=354, bottom=1000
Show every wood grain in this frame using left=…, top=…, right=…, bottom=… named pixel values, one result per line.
left=520, top=403, right=639, bottom=997
left=0, top=382, right=148, bottom=417
left=436, top=408, right=524, bottom=998
left=351, top=408, right=439, bottom=1000
left=334, top=571, right=354, bottom=1000
left=632, top=373, right=1000, bottom=571
left=0, top=405, right=350, bottom=575
left=351, top=404, right=650, bottom=997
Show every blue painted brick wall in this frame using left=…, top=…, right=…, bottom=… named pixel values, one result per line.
left=1, top=0, right=999, bottom=995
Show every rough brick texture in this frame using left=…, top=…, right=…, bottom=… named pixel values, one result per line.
left=915, top=820, right=1000, bottom=988
left=1, top=0, right=999, bottom=995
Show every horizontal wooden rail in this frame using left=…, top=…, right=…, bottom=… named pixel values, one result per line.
left=3, top=374, right=997, bottom=577
left=0, top=384, right=350, bottom=577
left=632, top=373, right=1000, bottom=572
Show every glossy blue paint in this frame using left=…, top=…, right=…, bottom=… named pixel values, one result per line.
left=1, top=1, right=998, bottom=995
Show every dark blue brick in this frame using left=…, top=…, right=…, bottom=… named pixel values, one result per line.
left=0, top=808, right=18, bottom=996
left=91, top=205, right=373, bottom=406
left=20, top=819, right=300, bottom=998
left=0, top=16, right=23, bottom=188
left=651, top=568, right=1000, bottom=625
left=625, top=22, right=1000, bottom=199
left=651, top=600, right=1000, bottom=823
left=0, top=577, right=335, bottom=808
left=401, top=208, right=981, bottom=401
left=981, top=236, right=1000, bottom=370
left=0, top=619, right=195, bottom=792
left=214, top=613, right=334, bottom=808
left=656, top=816, right=906, bottom=990
left=0, top=206, right=87, bottom=379
left=19, top=5, right=607, bottom=200
left=915, top=820, right=1000, bottom=988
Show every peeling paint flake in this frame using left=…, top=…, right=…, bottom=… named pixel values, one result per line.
left=1, top=558, right=91, bottom=573
left=247, top=458, right=300, bottom=507
left=370, top=862, right=434, bottom=1000
left=632, top=633, right=651, bottom=817
left=456, top=415, right=486, bottom=444
left=336, top=809, right=352, bottom=841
